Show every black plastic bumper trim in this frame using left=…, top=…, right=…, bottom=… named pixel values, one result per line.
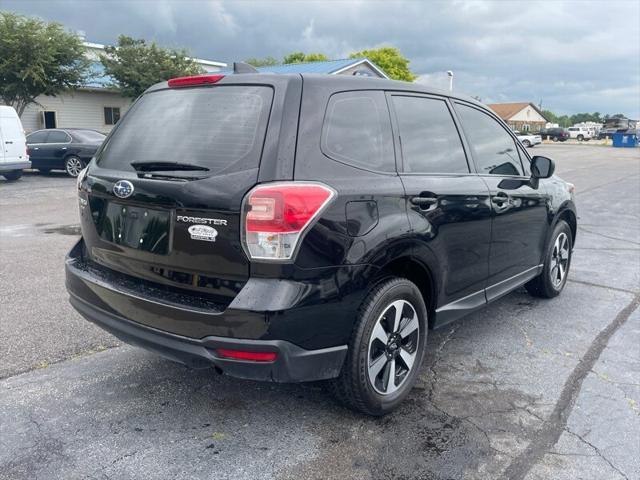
left=68, top=293, right=347, bottom=383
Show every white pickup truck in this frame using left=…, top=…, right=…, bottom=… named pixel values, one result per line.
left=516, top=133, right=542, bottom=148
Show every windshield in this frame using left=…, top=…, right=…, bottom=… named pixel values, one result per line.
left=97, top=86, right=273, bottom=175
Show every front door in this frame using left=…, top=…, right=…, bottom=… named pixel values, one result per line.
left=26, top=130, right=49, bottom=169
left=453, top=102, right=549, bottom=300
left=389, top=94, right=493, bottom=317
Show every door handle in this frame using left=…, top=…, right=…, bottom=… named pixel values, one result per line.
left=411, top=196, right=438, bottom=207
left=491, top=192, right=510, bottom=206
left=5, top=141, right=13, bottom=144
left=61, top=147, right=67, bottom=150
left=33, top=147, right=39, bottom=150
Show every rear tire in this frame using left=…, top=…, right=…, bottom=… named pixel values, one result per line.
left=552, top=136, right=559, bottom=142
left=577, top=134, right=584, bottom=141
left=330, top=277, right=428, bottom=416
left=526, top=220, right=572, bottom=298
left=522, top=140, right=531, bottom=148
left=64, top=156, right=84, bottom=177
left=2, top=170, right=23, bottom=181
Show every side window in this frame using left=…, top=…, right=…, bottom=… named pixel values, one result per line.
left=392, top=95, right=468, bottom=174
left=455, top=103, right=524, bottom=176
left=321, top=91, right=395, bottom=172
left=47, top=131, right=70, bottom=143
left=104, top=107, right=121, bottom=125
left=27, top=131, right=48, bottom=143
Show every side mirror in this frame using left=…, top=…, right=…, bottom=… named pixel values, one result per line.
left=531, top=156, right=555, bottom=179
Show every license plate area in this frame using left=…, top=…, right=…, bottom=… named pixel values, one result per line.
left=92, top=199, right=171, bottom=254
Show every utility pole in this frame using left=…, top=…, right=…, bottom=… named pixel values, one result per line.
left=446, top=71, right=454, bottom=91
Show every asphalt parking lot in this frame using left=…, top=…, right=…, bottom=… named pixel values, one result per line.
left=1, top=144, right=639, bottom=480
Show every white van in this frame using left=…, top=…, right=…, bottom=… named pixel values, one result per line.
left=0, top=106, right=30, bottom=181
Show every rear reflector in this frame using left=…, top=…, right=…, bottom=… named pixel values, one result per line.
left=242, top=182, right=336, bottom=261
left=216, top=349, right=277, bottom=362
left=168, top=74, right=224, bottom=88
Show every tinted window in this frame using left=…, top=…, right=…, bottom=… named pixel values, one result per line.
left=47, top=131, right=70, bottom=143
left=455, top=104, right=523, bottom=176
left=72, top=130, right=106, bottom=143
left=97, top=86, right=272, bottom=174
left=27, top=131, right=48, bottom=143
left=321, top=91, right=394, bottom=172
left=392, top=96, right=468, bottom=174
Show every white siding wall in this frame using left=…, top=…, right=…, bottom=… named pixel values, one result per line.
left=20, top=90, right=132, bottom=134
left=335, top=63, right=384, bottom=78
left=510, top=105, right=546, bottom=123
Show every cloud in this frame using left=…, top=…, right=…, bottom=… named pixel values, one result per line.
left=4, top=0, right=639, bottom=117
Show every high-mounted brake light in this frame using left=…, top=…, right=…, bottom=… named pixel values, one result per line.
left=217, top=349, right=277, bottom=362
left=167, top=74, right=224, bottom=88
left=242, top=182, right=336, bottom=261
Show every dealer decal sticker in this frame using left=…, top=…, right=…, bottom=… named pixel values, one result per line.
left=188, top=225, right=218, bottom=242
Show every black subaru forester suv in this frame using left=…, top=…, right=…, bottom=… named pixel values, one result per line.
left=66, top=70, right=576, bottom=415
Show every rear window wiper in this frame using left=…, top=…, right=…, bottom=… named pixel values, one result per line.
left=130, top=161, right=210, bottom=172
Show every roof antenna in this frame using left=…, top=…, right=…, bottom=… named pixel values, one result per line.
left=233, top=62, right=259, bottom=74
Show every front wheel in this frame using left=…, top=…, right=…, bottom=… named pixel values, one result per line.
left=526, top=220, right=572, bottom=298
left=330, top=277, right=428, bottom=416
left=577, top=134, right=584, bottom=141
left=64, top=156, right=84, bottom=177
left=522, top=140, right=531, bottom=148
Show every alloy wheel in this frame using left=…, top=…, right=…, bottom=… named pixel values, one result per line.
left=367, top=299, right=420, bottom=395
left=65, top=157, right=83, bottom=177
left=550, top=232, right=570, bottom=288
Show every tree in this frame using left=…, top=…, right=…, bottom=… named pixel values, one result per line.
left=0, top=12, right=90, bottom=116
left=100, top=35, right=203, bottom=98
left=349, top=47, right=416, bottom=82
left=245, top=56, right=279, bottom=67
left=282, top=52, right=329, bottom=64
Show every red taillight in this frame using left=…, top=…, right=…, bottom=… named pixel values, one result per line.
left=242, top=182, right=335, bottom=261
left=217, top=349, right=277, bottom=362
left=167, top=74, right=224, bottom=88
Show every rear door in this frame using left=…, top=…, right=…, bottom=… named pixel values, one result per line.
left=44, top=130, right=72, bottom=167
left=0, top=122, right=4, bottom=164
left=453, top=102, right=549, bottom=300
left=1, top=111, right=27, bottom=164
left=389, top=93, right=492, bottom=313
left=80, top=79, right=294, bottom=304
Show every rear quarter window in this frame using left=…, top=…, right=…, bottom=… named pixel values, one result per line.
left=97, top=86, right=273, bottom=175
left=321, top=90, right=395, bottom=172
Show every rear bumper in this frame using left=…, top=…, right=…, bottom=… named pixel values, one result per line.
left=69, top=292, right=346, bottom=382
left=0, top=161, right=30, bottom=172
left=65, top=239, right=348, bottom=382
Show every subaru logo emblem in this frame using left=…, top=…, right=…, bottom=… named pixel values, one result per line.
left=113, top=180, right=134, bottom=199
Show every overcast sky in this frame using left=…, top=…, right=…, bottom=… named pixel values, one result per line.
left=4, top=0, right=639, bottom=118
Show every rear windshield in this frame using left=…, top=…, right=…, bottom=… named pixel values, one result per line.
left=97, top=86, right=273, bottom=174
left=73, top=130, right=106, bottom=143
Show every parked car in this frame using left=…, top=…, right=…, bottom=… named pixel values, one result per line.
left=0, top=106, right=30, bottom=181
left=66, top=71, right=577, bottom=415
left=567, top=126, right=592, bottom=141
left=540, top=127, right=570, bottom=142
left=516, top=133, right=542, bottom=148
left=26, top=128, right=105, bottom=177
